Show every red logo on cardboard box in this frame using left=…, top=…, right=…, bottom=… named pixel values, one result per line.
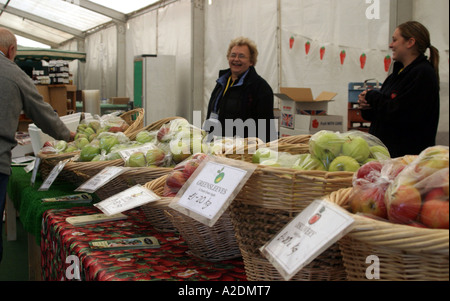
left=312, top=119, right=319, bottom=128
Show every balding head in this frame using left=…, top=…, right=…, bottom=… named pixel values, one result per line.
left=0, top=27, right=17, bottom=61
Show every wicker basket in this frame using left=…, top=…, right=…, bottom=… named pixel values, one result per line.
left=120, top=108, right=145, bottom=138
left=61, top=117, right=185, bottom=186
left=37, top=151, right=80, bottom=181
left=127, top=116, right=187, bottom=140
left=327, top=187, right=449, bottom=281
left=94, top=166, right=173, bottom=200
left=142, top=175, right=177, bottom=232
left=143, top=174, right=242, bottom=261
left=37, top=110, right=144, bottom=181
left=224, top=142, right=354, bottom=280
left=275, top=134, right=312, bottom=145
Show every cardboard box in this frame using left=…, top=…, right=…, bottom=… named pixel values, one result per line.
left=294, top=114, right=344, bottom=134
left=279, top=127, right=311, bottom=138
left=275, top=87, right=337, bottom=115
left=110, top=97, right=130, bottom=104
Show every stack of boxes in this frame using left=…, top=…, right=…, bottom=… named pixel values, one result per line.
left=275, top=87, right=344, bottom=137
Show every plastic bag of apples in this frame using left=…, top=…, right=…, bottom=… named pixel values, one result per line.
left=349, top=145, right=449, bottom=229
left=163, top=153, right=208, bottom=197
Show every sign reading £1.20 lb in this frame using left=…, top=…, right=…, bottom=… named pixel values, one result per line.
left=169, top=157, right=256, bottom=227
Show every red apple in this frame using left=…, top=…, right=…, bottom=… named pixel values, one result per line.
left=157, top=126, right=170, bottom=142
left=350, top=186, right=387, bottom=219
left=354, top=161, right=383, bottom=186
left=165, top=170, right=186, bottom=189
left=43, top=141, right=53, bottom=148
left=183, top=159, right=200, bottom=180
left=424, top=187, right=447, bottom=202
left=108, top=126, right=123, bottom=133
left=420, top=199, right=449, bottom=229
left=386, top=184, right=422, bottom=224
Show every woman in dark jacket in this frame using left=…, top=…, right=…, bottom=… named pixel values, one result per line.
left=204, top=37, right=276, bottom=143
left=359, top=21, right=440, bottom=158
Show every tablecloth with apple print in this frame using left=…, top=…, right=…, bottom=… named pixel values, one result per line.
left=40, top=206, right=246, bottom=281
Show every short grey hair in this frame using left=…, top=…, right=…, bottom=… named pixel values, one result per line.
left=0, top=27, right=17, bottom=50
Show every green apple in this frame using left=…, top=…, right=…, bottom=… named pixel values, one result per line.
left=292, top=154, right=326, bottom=171
left=252, top=148, right=277, bottom=163
left=88, top=121, right=101, bottom=132
left=170, top=140, right=191, bottom=163
left=63, top=145, right=78, bottom=153
left=259, top=159, right=281, bottom=167
left=74, top=132, right=87, bottom=140
left=55, top=140, right=67, bottom=152
left=136, top=130, right=155, bottom=144
left=341, top=136, right=370, bottom=163
left=146, top=148, right=166, bottom=166
left=309, top=131, right=344, bottom=168
left=75, top=137, right=89, bottom=149
left=100, top=135, right=119, bottom=153
left=370, top=145, right=390, bottom=160
left=128, top=152, right=147, bottom=167
left=83, top=127, right=95, bottom=137
left=328, top=156, right=360, bottom=172
left=80, top=144, right=101, bottom=162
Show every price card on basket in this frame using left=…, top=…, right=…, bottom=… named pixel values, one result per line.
left=169, top=156, right=256, bottom=227
left=75, top=166, right=128, bottom=193
left=38, top=159, right=70, bottom=191
left=260, top=199, right=354, bottom=281
left=95, top=184, right=160, bottom=216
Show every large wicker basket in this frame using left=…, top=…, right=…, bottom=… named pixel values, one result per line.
left=37, top=109, right=145, bottom=181
left=143, top=174, right=242, bottom=261
left=327, top=187, right=449, bottom=281
left=61, top=117, right=185, bottom=186
left=120, top=108, right=145, bottom=138
left=142, top=175, right=177, bottom=232
left=224, top=142, right=354, bottom=280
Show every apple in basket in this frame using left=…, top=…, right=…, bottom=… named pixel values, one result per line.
left=353, top=160, right=383, bottom=186
left=420, top=199, right=449, bottom=229
left=166, top=170, right=187, bottom=190
left=349, top=186, right=387, bottom=219
left=385, top=183, right=422, bottom=224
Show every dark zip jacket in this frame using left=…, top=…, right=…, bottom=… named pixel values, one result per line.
left=205, top=66, right=276, bottom=142
left=362, top=54, right=440, bottom=158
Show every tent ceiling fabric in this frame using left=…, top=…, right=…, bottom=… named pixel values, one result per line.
left=15, top=47, right=86, bottom=62
left=0, top=0, right=159, bottom=47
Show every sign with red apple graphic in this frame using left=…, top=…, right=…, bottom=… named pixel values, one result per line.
left=260, top=199, right=354, bottom=280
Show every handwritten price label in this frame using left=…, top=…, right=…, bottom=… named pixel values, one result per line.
left=170, top=157, right=256, bottom=227
left=260, top=199, right=354, bottom=280
left=76, top=166, right=126, bottom=193
left=95, top=185, right=160, bottom=216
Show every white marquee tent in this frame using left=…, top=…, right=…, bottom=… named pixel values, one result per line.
left=1, top=0, right=448, bottom=145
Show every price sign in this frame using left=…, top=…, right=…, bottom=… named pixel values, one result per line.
left=169, top=157, right=256, bottom=227
left=260, top=199, right=354, bottom=281
left=75, top=166, right=127, bottom=193
left=38, top=159, right=69, bottom=191
left=95, top=185, right=160, bottom=216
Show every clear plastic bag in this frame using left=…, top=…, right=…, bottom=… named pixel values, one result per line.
left=309, top=130, right=390, bottom=171
left=163, top=153, right=208, bottom=197
left=349, top=145, right=449, bottom=229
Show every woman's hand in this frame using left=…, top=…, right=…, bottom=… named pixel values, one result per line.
left=358, top=90, right=371, bottom=109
